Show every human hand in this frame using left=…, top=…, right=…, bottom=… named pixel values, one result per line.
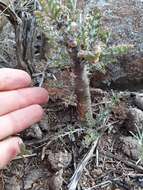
left=0, top=68, right=48, bottom=168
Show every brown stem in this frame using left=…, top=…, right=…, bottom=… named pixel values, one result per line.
left=67, top=46, right=93, bottom=125
left=0, top=2, right=19, bottom=28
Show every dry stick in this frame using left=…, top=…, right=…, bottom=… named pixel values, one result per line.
left=41, top=128, right=84, bottom=160
left=15, top=24, right=30, bottom=72
left=0, top=2, right=19, bottom=26
left=83, top=180, right=111, bottom=190
left=13, top=153, right=37, bottom=160
left=100, top=151, right=143, bottom=173
left=26, top=128, right=84, bottom=146
left=68, top=137, right=100, bottom=190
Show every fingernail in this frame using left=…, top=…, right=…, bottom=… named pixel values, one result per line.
left=17, top=138, right=24, bottom=153
left=17, top=138, right=24, bottom=145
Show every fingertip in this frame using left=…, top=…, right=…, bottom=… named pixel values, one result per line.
left=0, top=105, right=45, bottom=140
left=20, top=70, right=32, bottom=86
left=0, top=137, right=23, bottom=169
left=33, top=104, right=44, bottom=119
left=0, top=68, right=32, bottom=90
left=36, top=87, right=49, bottom=103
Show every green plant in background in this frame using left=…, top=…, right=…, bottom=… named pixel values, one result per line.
left=130, top=124, right=143, bottom=161
left=83, top=129, right=99, bottom=147
left=83, top=91, right=120, bottom=146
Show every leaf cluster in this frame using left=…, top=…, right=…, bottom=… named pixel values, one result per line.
left=130, top=124, right=143, bottom=161
left=35, top=0, right=109, bottom=65
left=35, top=0, right=133, bottom=72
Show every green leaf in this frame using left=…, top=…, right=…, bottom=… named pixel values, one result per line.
left=19, top=143, right=31, bottom=156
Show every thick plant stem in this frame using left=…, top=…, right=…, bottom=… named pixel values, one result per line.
left=74, top=62, right=93, bottom=123
left=68, top=47, right=93, bottom=125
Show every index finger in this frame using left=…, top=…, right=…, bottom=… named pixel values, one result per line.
left=0, top=68, right=32, bottom=91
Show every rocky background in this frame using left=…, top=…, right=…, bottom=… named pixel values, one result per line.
left=91, top=0, right=143, bottom=91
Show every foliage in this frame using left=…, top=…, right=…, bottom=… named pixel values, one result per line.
left=83, top=129, right=99, bottom=147
left=35, top=0, right=132, bottom=129
left=35, top=0, right=108, bottom=126
left=35, top=0, right=108, bottom=64
left=83, top=92, right=120, bottom=146
left=35, top=0, right=132, bottom=73
left=18, top=143, right=31, bottom=157
left=130, top=125, right=143, bottom=161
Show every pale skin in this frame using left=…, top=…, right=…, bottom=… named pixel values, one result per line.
left=0, top=68, right=49, bottom=168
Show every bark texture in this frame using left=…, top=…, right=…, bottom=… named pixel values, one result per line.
left=68, top=47, right=93, bottom=124
left=74, top=62, right=92, bottom=122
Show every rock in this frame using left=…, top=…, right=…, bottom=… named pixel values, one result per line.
left=5, top=176, right=21, bottom=190
left=124, top=107, right=143, bottom=133
left=106, top=187, right=112, bottom=190
left=48, top=170, right=64, bottom=190
left=39, top=115, right=50, bottom=132
left=24, top=169, right=45, bottom=190
left=120, top=136, right=142, bottom=161
left=94, top=168, right=103, bottom=176
left=91, top=0, right=143, bottom=90
left=131, top=93, right=143, bottom=110
left=46, top=150, right=72, bottom=190
left=101, top=0, right=143, bottom=52
left=47, top=150, right=72, bottom=171
left=24, top=124, right=43, bottom=139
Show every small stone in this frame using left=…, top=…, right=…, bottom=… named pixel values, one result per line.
left=120, top=136, right=142, bottom=161
left=70, top=22, right=78, bottom=32
left=94, top=168, right=103, bottom=176
left=48, top=170, right=63, bottom=190
left=67, top=38, right=77, bottom=48
left=106, top=186, right=112, bottom=190
left=131, top=93, right=143, bottom=110
left=124, top=107, right=143, bottom=133
left=47, top=150, right=72, bottom=171
left=25, top=124, right=43, bottom=139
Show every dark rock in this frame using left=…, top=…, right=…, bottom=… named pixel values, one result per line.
left=130, top=93, right=143, bottom=110
left=124, top=107, right=143, bottom=133
left=120, top=136, right=142, bottom=161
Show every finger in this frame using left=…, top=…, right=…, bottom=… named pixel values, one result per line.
left=0, top=137, right=22, bottom=169
left=0, top=105, right=44, bottom=140
left=0, top=87, right=48, bottom=115
left=0, top=68, right=31, bottom=91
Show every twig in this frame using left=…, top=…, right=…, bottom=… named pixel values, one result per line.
left=96, top=148, right=99, bottom=167
left=126, top=173, right=143, bottom=177
left=0, top=1, right=30, bottom=71
left=83, top=180, right=111, bottom=190
left=12, top=153, right=37, bottom=160
left=100, top=151, right=143, bottom=173
left=68, top=137, right=100, bottom=190
left=0, top=1, right=19, bottom=27
left=41, top=128, right=84, bottom=160
left=26, top=128, right=84, bottom=146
